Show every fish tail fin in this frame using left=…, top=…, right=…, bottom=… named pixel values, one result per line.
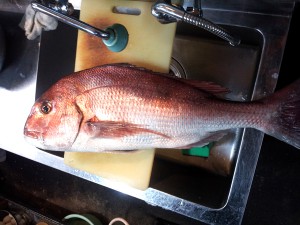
left=263, top=79, right=300, bottom=149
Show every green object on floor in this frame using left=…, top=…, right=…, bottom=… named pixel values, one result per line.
left=182, top=143, right=213, bottom=158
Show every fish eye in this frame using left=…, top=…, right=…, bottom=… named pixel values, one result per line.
left=40, top=101, right=52, bottom=114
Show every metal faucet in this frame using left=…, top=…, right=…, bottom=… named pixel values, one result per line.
left=31, top=0, right=111, bottom=39
left=152, top=0, right=241, bottom=46
left=30, top=0, right=129, bottom=52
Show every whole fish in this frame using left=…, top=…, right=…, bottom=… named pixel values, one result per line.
left=24, top=63, right=300, bottom=151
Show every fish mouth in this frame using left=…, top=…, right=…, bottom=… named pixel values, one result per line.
left=24, top=128, right=47, bottom=150
left=24, top=128, right=42, bottom=140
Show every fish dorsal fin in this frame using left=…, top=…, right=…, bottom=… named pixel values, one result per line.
left=102, top=63, right=153, bottom=72
left=101, top=63, right=165, bottom=76
left=102, top=63, right=136, bottom=68
left=101, top=63, right=230, bottom=95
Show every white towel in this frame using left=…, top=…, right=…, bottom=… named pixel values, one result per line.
left=19, top=4, right=58, bottom=40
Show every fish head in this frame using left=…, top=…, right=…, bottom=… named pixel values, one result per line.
left=24, top=88, right=82, bottom=151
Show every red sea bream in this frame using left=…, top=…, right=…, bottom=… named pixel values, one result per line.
left=24, top=64, right=300, bottom=151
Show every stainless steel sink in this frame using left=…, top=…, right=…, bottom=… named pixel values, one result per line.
left=0, top=1, right=295, bottom=224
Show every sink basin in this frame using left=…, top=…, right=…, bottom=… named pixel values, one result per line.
left=35, top=10, right=261, bottom=207
left=0, top=1, right=294, bottom=224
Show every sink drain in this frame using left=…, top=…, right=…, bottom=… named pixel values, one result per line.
left=169, top=58, right=186, bottom=78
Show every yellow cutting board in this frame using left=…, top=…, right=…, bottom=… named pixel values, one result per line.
left=64, top=0, right=176, bottom=190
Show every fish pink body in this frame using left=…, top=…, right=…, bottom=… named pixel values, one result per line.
left=24, top=64, right=300, bottom=151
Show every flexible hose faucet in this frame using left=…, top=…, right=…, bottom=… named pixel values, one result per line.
left=152, top=0, right=241, bottom=46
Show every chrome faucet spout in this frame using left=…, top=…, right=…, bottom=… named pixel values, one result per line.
left=152, top=0, right=241, bottom=46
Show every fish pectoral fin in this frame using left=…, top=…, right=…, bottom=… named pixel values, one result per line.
left=175, top=131, right=228, bottom=149
left=84, top=118, right=170, bottom=139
